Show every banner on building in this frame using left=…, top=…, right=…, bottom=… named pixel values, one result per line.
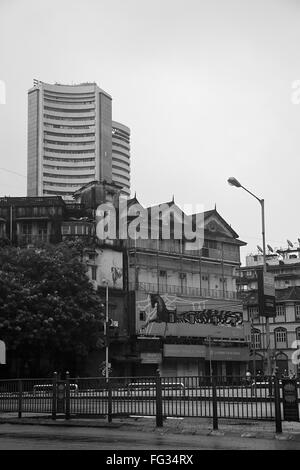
left=136, top=292, right=249, bottom=340
left=257, top=270, right=276, bottom=317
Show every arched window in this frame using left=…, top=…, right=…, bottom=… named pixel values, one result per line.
left=275, top=351, right=289, bottom=376
left=249, top=352, right=264, bottom=375
left=296, top=327, right=300, bottom=341
left=274, top=327, right=287, bottom=348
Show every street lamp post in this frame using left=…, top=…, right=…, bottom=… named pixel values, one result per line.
left=228, top=177, right=272, bottom=379
left=102, top=279, right=109, bottom=382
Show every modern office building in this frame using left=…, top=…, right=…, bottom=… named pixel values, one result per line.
left=27, top=81, right=113, bottom=200
left=112, top=121, right=131, bottom=197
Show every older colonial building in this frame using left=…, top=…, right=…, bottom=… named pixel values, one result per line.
left=0, top=196, right=65, bottom=245
left=122, top=197, right=250, bottom=378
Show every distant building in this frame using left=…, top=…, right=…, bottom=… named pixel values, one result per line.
left=0, top=196, right=65, bottom=245
left=112, top=121, right=130, bottom=197
left=237, top=245, right=300, bottom=376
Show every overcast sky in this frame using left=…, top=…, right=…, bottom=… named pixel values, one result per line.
left=0, top=0, right=300, bottom=261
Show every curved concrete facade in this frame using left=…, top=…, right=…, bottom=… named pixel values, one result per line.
left=112, top=121, right=130, bottom=197
left=27, top=81, right=112, bottom=200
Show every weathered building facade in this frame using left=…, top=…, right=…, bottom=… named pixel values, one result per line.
left=123, top=198, right=250, bottom=378
left=237, top=247, right=300, bottom=376
left=0, top=183, right=251, bottom=378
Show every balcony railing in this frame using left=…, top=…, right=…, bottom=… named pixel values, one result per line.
left=127, top=239, right=240, bottom=262
left=129, top=281, right=237, bottom=300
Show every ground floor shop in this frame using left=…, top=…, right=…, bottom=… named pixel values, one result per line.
left=132, top=340, right=250, bottom=379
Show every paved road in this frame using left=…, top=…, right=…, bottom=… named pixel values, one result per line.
left=0, top=424, right=299, bottom=450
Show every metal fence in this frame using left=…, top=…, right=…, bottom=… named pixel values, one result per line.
left=0, top=378, right=55, bottom=416
left=0, top=374, right=295, bottom=432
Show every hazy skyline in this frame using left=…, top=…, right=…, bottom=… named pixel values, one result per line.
left=1, top=0, right=300, bottom=261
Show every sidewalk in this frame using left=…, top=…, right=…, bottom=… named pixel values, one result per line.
left=1, top=413, right=300, bottom=441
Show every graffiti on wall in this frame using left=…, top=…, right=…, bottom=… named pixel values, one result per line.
left=137, top=293, right=243, bottom=335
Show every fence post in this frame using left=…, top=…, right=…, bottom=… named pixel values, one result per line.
left=18, top=380, right=22, bottom=419
left=274, top=374, right=282, bottom=434
left=212, top=376, right=218, bottom=430
left=65, top=371, right=70, bottom=420
left=107, top=379, right=112, bottom=423
left=156, top=375, right=163, bottom=427
left=52, top=371, right=57, bottom=420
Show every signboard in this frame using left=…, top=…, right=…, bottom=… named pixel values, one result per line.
left=206, top=347, right=250, bottom=362
left=140, top=353, right=162, bottom=364
left=257, top=270, right=276, bottom=317
left=282, top=379, right=299, bottom=421
left=95, top=249, right=123, bottom=289
left=0, top=341, right=5, bottom=364
left=164, top=344, right=206, bottom=358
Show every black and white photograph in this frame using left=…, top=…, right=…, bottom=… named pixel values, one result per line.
left=1, top=0, right=300, bottom=457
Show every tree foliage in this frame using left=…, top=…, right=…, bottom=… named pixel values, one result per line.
left=0, top=242, right=104, bottom=376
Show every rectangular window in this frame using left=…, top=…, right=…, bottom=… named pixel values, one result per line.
left=21, top=223, right=32, bottom=235
left=62, top=224, right=71, bottom=235
left=275, top=330, right=287, bottom=346
left=248, top=306, right=258, bottom=318
left=37, top=221, right=48, bottom=241
left=295, top=305, right=300, bottom=321
left=139, top=311, right=146, bottom=321
left=252, top=330, right=261, bottom=349
left=276, top=305, right=285, bottom=317
left=91, top=265, right=97, bottom=281
left=21, top=223, right=32, bottom=244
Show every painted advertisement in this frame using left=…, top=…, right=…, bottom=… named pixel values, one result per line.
left=136, top=292, right=250, bottom=340
left=96, top=249, right=123, bottom=289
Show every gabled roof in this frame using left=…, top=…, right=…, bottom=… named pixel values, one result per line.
left=189, top=208, right=246, bottom=245
left=124, top=199, right=246, bottom=245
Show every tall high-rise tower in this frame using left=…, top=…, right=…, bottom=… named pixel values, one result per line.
left=112, top=121, right=130, bottom=197
left=27, top=81, right=113, bottom=200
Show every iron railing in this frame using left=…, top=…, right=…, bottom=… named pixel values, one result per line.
left=0, top=374, right=295, bottom=431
